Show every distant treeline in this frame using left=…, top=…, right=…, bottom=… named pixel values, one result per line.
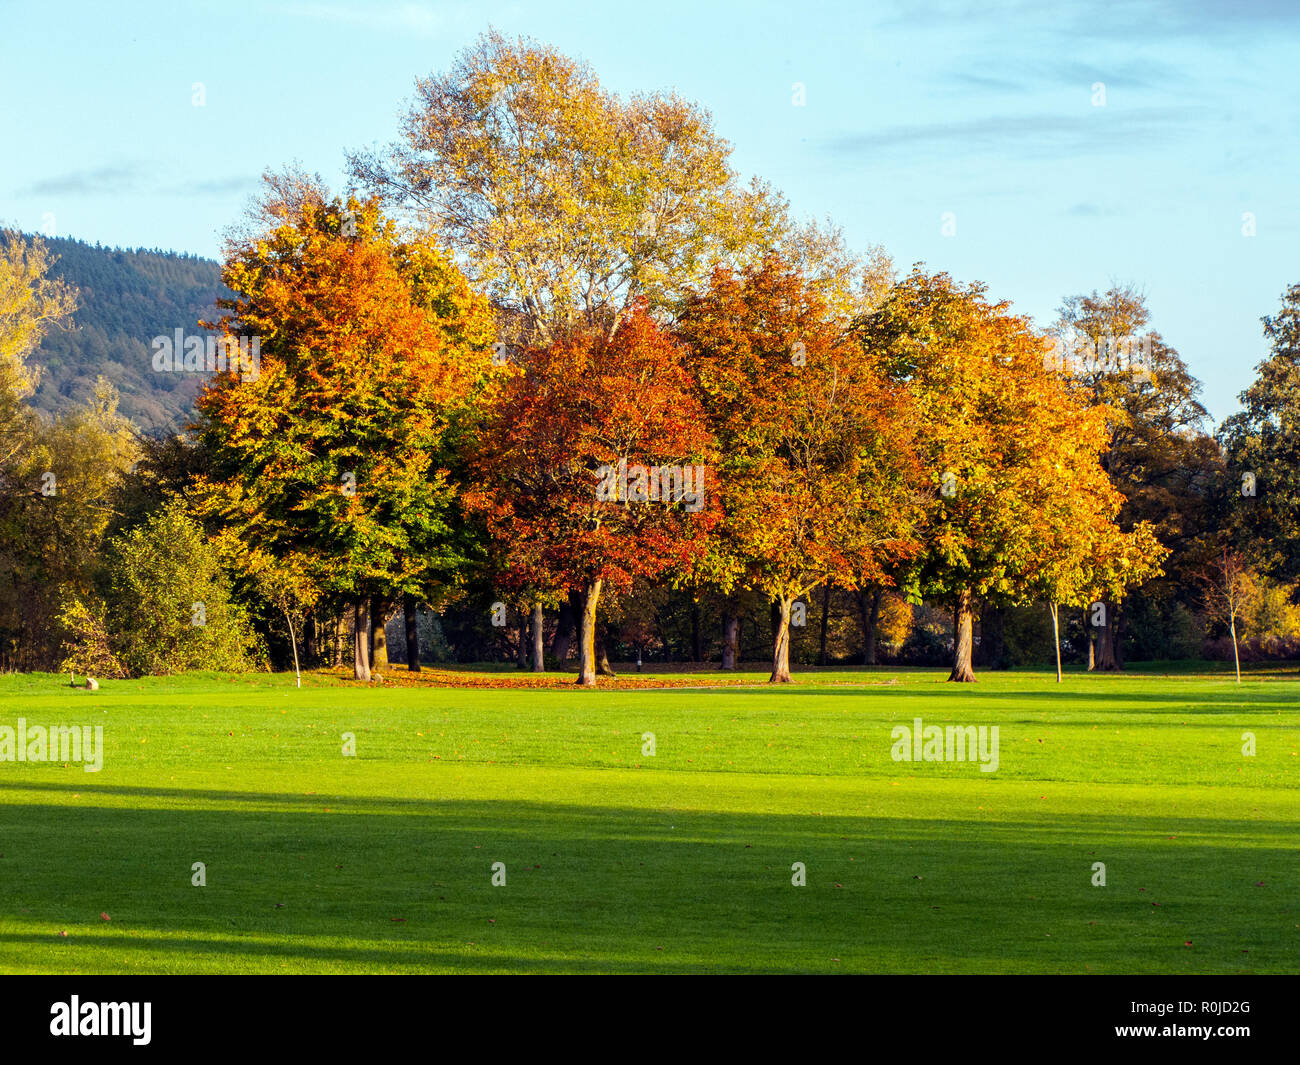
left=26, top=236, right=225, bottom=432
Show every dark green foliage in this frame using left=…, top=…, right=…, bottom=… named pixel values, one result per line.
left=1220, top=284, right=1300, bottom=579
left=1121, top=596, right=1206, bottom=662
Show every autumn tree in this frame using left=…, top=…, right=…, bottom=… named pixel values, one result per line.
left=678, top=258, right=924, bottom=683
left=0, top=228, right=72, bottom=656
left=195, top=172, right=495, bottom=681
left=0, top=234, right=137, bottom=669
left=1028, top=465, right=1165, bottom=682
left=1221, top=284, right=1300, bottom=582
left=1052, top=284, right=1218, bottom=669
left=350, top=30, right=880, bottom=350
left=0, top=230, right=75, bottom=464
left=0, top=380, right=138, bottom=670
left=1194, top=548, right=1254, bottom=683
left=240, top=547, right=320, bottom=687
left=857, top=269, right=1165, bottom=682
left=464, top=308, right=719, bottom=686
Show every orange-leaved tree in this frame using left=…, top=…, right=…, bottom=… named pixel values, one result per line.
left=1019, top=367, right=1167, bottom=681
left=856, top=269, right=1165, bottom=682
left=195, top=171, right=496, bottom=681
left=678, top=258, right=925, bottom=683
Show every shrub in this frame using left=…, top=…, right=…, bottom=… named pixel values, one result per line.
left=60, top=500, right=260, bottom=677
left=57, top=596, right=127, bottom=678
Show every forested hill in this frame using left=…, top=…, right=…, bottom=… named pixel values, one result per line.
left=25, top=235, right=227, bottom=432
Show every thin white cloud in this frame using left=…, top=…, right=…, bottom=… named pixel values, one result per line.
left=17, top=165, right=260, bottom=199
left=824, top=106, right=1210, bottom=161
left=878, top=0, right=1300, bottom=39
left=20, top=165, right=144, bottom=197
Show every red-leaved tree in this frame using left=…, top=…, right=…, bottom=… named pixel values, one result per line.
left=465, top=308, right=720, bottom=685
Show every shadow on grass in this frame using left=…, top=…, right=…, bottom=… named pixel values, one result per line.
left=1, top=781, right=1297, bottom=973
left=0, top=929, right=823, bottom=974
left=679, top=684, right=1300, bottom=710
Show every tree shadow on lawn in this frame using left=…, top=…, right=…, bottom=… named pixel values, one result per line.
left=685, top=685, right=1300, bottom=711
left=0, top=782, right=1296, bottom=973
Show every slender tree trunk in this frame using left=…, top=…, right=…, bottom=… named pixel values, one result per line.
left=1230, top=614, right=1241, bottom=683
left=770, top=595, right=794, bottom=684
left=370, top=596, right=391, bottom=671
left=531, top=602, right=545, bottom=672
left=1050, top=602, right=1062, bottom=683
left=1087, top=607, right=1096, bottom=671
left=818, top=583, right=831, bottom=666
left=404, top=594, right=420, bottom=672
left=576, top=579, right=603, bottom=687
left=1094, top=599, right=1119, bottom=671
left=858, top=587, right=883, bottom=666
left=353, top=600, right=371, bottom=682
left=722, top=611, right=740, bottom=670
left=948, top=589, right=976, bottom=683
left=284, top=606, right=301, bottom=688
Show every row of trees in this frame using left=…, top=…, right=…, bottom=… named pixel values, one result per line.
left=181, top=165, right=1164, bottom=685
left=6, top=32, right=1297, bottom=685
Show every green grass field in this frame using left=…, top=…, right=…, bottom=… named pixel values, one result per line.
left=0, top=666, right=1297, bottom=973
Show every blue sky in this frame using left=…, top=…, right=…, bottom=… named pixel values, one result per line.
left=3, top=0, right=1297, bottom=423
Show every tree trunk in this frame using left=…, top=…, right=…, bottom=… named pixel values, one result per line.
left=1230, top=614, right=1241, bottom=683
left=722, top=612, right=740, bottom=670
left=858, top=587, right=883, bottom=666
left=948, top=589, right=976, bottom=682
left=1086, top=607, right=1096, bottom=670
left=284, top=606, right=301, bottom=688
left=353, top=599, right=371, bottom=682
left=769, top=595, right=794, bottom=684
left=554, top=593, right=578, bottom=665
left=818, top=583, right=831, bottom=666
left=370, top=596, right=391, bottom=671
left=576, top=579, right=603, bottom=687
left=404, top=594, right=420, bottom=672
left=1095, top=599, right=1119, bottom=671
left=531, top=602, right=545, bottom=672
left=1050, top=602, right=1062, bottom=683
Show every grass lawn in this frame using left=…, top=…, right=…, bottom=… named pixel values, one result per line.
left=0, top=665, right=1296, bottom=973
